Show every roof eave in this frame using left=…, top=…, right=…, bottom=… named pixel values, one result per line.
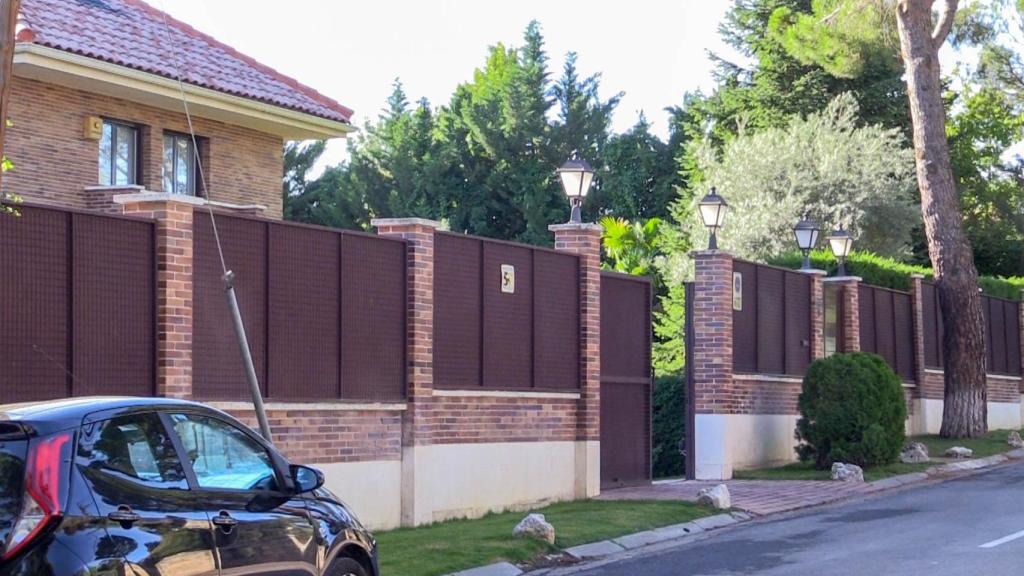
left=13, top=43, right=355, bottom=140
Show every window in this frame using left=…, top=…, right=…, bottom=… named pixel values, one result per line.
left=169, top=413, right=278, bottom=491
left=98, top=120, right=139, bottom=186
left=163, top=133, right=197, bottom=195
left=78, top=413, right=186, bottom=489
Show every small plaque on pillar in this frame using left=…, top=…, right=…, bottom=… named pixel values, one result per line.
left=733, top=272, right=743, bottom=311
left=501, top=265, right=515, bottom=294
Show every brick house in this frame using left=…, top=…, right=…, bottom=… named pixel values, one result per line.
left=7, top=0, right=353, bottom=217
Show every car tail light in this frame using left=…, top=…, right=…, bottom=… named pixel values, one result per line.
left=2, top=432, right=70, bottom=561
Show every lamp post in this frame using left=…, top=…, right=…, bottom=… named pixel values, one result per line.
left=557, top=152, right=595, bottom=223
left=698, top=187, right=728, bottom=250
left=793, top=216, right=820, bottom=270
left=827, top=226, right=854, bottom=276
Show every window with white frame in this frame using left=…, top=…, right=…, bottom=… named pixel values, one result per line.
left=98, top=120, right=139, bottom=186
left=163, top=132, right=198, bottom=195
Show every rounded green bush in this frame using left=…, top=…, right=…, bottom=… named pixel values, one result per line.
left=796, top=352, right=907, bottom=469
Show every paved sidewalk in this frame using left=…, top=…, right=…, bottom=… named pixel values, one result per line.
left=599, top=479, right=872, bottom=515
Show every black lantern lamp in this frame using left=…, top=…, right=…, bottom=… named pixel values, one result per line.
left=827, top=226, right=854, bottom=276
left=557, top=152, right=595, bottom=223
left=698, top=187, right=728, bottom=250
left=793, top=216, right=820, bottom=270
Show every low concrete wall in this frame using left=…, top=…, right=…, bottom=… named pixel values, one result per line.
left=694, top=413, right=800, bottom=479
left=320, top=460, right=403, bottom=530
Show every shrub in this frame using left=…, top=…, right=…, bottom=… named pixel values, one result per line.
left=768, top=249, right=1024, bottom=300
left=652, top=375, right=685, bottom=478
left=796, top=353, right=906, bottom=469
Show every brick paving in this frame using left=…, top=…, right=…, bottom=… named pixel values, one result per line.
left=599, top=478, right=873, bottom=516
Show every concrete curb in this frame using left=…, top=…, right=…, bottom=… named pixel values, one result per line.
left=565, top=512, right=745, bottom=560
left=449, top=561, right=523, bottom=576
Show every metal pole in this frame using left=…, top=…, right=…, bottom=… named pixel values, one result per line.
left=223, top=270, right=273, bottom=442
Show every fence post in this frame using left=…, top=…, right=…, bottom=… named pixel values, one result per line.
left=689, top=249, right=735, bottom=480
left=373, top=217, right=440, bottom=526
left=802, top=270, right=828, bottom=360
left=825, top=276, right=862, bottom=353
left=116, top=194, right=194, bottom=399
left=549, top=222, right=602, bottom=498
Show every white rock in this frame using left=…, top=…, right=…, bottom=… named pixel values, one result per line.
left=696, top=484, right=731, bottom=509
left=944, top=446, right=973, bottom=459
left=513, top=513, right=555, bottom=545
left=1008, top=431, right=1024, bottom=449
left=831, top=462, right=864, bottom=483
left=900, top=441, right=930, bottom=464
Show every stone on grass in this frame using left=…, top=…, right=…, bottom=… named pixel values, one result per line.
left=1008, top=431, right=1024, bottom=449
left=513, top=513, right=555, bottom=545
left=900, top=441, right=930, bottom=464
left=696, top=484, right=731, bottom=509
left=944, top=446, right=973, bottom=459
left=830, top=462, right=864, bottom=483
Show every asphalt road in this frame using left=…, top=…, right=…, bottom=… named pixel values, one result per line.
left=574, top=462, right=1024, bottom=576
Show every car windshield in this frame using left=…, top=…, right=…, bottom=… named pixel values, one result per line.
left=0, top=424, right=27, bottom=555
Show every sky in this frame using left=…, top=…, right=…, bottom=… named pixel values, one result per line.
left=157, top=0, right=739, bottom=168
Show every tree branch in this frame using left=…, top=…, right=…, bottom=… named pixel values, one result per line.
left=932, top=0, right=959, bottom=47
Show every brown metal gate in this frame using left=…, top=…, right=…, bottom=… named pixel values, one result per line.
left=600, top=271, right=653, bottom=488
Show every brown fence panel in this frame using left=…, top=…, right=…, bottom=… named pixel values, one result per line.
left=921, top=281, right=942, bottom=368
left=732, top=260, right=757, bottom=372
left=756, top=267, right=786, bottom=374
left=533, top=251, right=579, bottom=390
left=434, top=233, right=483, bottom=388
left=859, top=284, right=915, bottom=381
left=0, top=207, right=72, bottom=402
left=482, top=242, right=534, bottom=389
left=71, top=213, right=155, bottom=396
left=340, top=233, right=406, bottom=400
left=267, top=223, right=339, bottom=400
left=732, top=261, right=811, bottom=376
left=0, top=205, right=155, bottom=403
left=193, top=212, right=268, bottom=399
left=982, top=295, right=1021, bottom=376
left=600, top=380, right=651, bottom=487
left=600, top=273, right=651, bottom=380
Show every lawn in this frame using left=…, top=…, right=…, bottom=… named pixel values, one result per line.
left=916, top=428, right=1022, bottom=459
left=733, top=461, right=932, bottom=481
left=375, top=499, right=714, bottom=576
left=733, top=428, right=1022, bottom=482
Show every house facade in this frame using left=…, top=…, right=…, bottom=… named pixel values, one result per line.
left=7, top=0, right=353, bottom=217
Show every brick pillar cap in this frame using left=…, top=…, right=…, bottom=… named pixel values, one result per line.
left=910, top=273, right=927, bottom=279
left=823, top=275, right=863, bottom=283
left=549, top=222, right=602, bottom=233
left=798, top=269, right=828, bottom=276
left=688, top=249, right=734, bottom=258
left=371, top=217, right=442, bottom=229
left=114, top=192, right=266, bottom=212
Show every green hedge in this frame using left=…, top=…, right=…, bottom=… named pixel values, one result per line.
left=768, top=249, right=1024, bottom=300
left=652, top=375, right=685, bottom=478
left=796, top=353, right=907, bottom=468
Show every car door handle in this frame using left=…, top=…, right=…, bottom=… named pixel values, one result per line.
left=108, top=505, right=141, bottom=527
left=211, top=511, right=239, bottom=532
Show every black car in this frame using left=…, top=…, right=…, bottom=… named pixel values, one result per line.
left=0, top=397, right=378, bottom=576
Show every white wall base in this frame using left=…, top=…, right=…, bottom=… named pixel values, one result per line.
left=319, top=460, right=403, bottom=530
left=574, top=440, right=600, bottom=499
left=402, top=441, right=581, bottom=525
left=694, top=414, right=800, bottom=479
left=909, top=399, right=1021, bottom=436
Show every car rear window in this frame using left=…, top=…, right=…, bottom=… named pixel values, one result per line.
left=0, top=423, right=27, bottom=553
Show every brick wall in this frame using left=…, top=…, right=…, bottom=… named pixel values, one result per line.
left=425, top=395, right=579, bottom=444
left=5, top=76, right=283, bottom=217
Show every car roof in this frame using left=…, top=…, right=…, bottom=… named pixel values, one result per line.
left=0, top=396, right=213, bottom=428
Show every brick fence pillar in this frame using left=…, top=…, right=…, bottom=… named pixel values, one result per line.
left=690, top=250, right=735, bottom=480
left=117, top=195, right=193, bottom=399
left=826, top=276, right=862, bottom=353
left=550, top=222, right=602, bottom=498
left=373, top=217, right=439, bottom=525
left=802, top=270, right=828, bottom=360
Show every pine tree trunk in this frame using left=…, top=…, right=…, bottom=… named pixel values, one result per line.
left=896, top=0, right=987, bottom=438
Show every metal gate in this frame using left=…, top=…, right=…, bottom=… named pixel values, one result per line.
left=599, top=271, right=653, bottom=488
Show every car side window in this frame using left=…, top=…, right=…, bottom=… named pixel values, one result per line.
left=78, top=412, right=187, bottom=489
left=169, top=413, right=279, bottom=492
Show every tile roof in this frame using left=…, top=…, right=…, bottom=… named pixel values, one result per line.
left=17, top=0, right=353, bottom=124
